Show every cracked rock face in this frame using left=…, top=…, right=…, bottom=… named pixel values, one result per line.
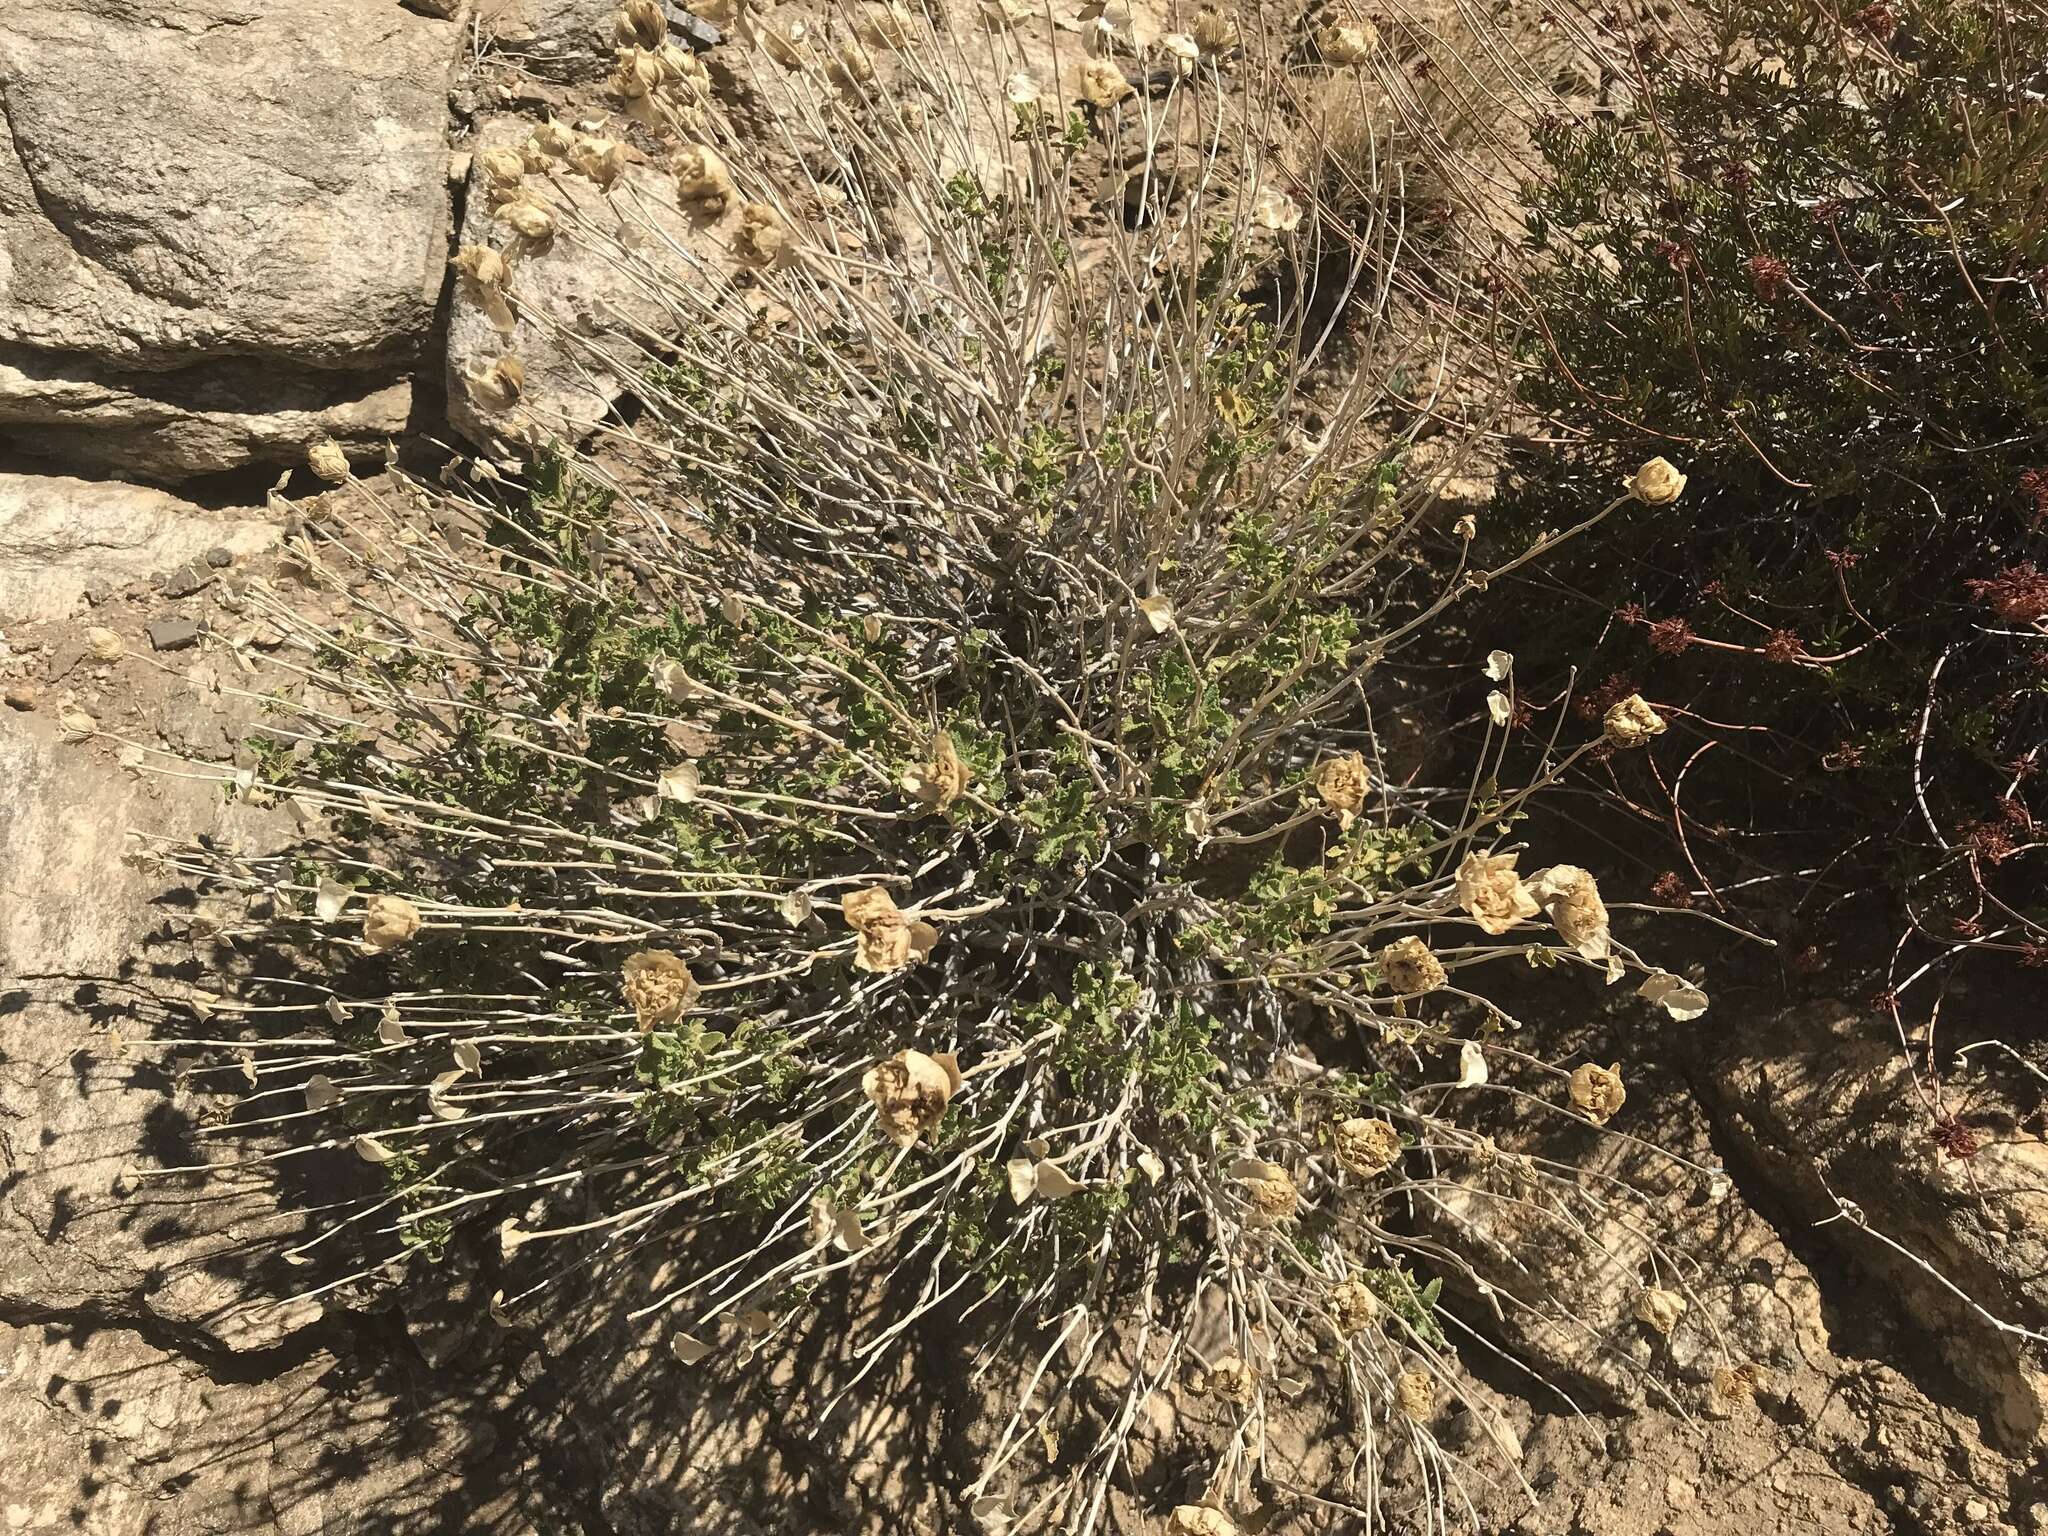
left=0, top=0, right=459, bottom=481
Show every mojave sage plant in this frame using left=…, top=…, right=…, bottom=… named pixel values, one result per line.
left=136, top=3, right=1726, bottom=1530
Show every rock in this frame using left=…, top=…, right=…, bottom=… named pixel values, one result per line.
left=161, top=561, right=217, bottom=599
left=0, top=1, right=460, bottom=481
left=4, top=684, right=35, bottom=710
left=205, top=546, right=236, bottom=570
left=486, top=0, right=632, bottom=80
left=1702, top=1000, right=2048, bottom=1451
left=446, top=115, right=739, bottom=454
left=146, top=617, right=205, bottom=653
left=0, top=474, right=282, bottom=621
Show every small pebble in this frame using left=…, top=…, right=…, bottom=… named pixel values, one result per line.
left=205, top=546, right=234, bottom=569
left=146, top=617, right=204, bottom=653
left=161, top=561, right=215, bottom=599
left=4, top=684, right=36, bottom=711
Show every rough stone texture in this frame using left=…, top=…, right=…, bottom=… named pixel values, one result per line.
left=0, top=474, right=280, bottom=621
left=446, top=115, right=733, bottom=453
left=1702, top=998, right=2048, bottom=1452
left=479, top=0, right=629, bottom=82
left=0, top=0, right=459, bottom=480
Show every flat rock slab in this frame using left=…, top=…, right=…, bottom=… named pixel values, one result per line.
left=0, top=0, right=459, bottom=478
left=0, top=474, right=281, bottom=621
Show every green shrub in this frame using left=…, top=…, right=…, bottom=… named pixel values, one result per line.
left=1504, top=0, right=2047, bottom=973
left=147, top=9, right=1721, bottom=1530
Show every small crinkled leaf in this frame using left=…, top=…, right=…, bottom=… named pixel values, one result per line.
left=1483, top=649, right=1513, bottom=681
left=453, top=1039, right=482, bottom=1075
left=323, top=996, right=348, bottom=1026
left=353, top=1135, right=395, bottom=1164
left=1137, top=595, right=1176, bottom=633
left=1034, top=1163, right=1086, bottom=1199
left=315, top=878, right=351, bottom=920
left=498, top=1218, right=530, bottom=1256
left=1136, top=1149, right=1166, bottom=1183
left=304, top=1074, right=339, bottom=1112
left=1638, top=970, right=1710, bottom=1020
left=489, top=1290, right=516, bottom=1328
left=1006, top=1156, right=1038, bottom=1204
left=237, top=1049, right=258, bottom=1087
left=378, top=1008, right=410, bottom=1045
left=780, top=889, right=814, bottom=926
left=1486, top=690, right=1511, bottom=726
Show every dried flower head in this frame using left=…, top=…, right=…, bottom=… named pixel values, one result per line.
left=1627, top=457, right=1687, bottom=505
left=622, top=948, right=699, bottom=1030
left=1190, top=5, right=1239, bottom=51
left=1377, top=935, right=1446, bottom=995
left=1332, top=1278, right=1379, bottom=1334
left=733, top=202, right=795, bottom=268
left=1745, top=251, right=1791, bottom=301
left=1080, top=57, right=1135, bottom=107
left=1206, top=1354, right=1258, bottom=1402
left=1252, top=185, right=1302, bottom=232
left=1311, top=750, right=1370, bottom=827
left=1395, top=1368, right=1435, bottom=1420
left=477, top=145, right=529, bottom=198
left=856, top=1, right=916, bottom=47
left=453, top=246, right=517, bottom=333
left=1221, top=1155, right=1298, bottom=1226
left=495, top=199, right=557, bottom=243
left=1567, top=1061, right=1626, bottom=1125
left=901, top=731, right=972, bottom=811
left=1603, top=694, right=1666, bottom=749
left=861, top=1048, right=962, bottom=1145
left=1160, top=32, right=1199, bottom=75
left=306, top=438, right=350, bottom=484
left=1634, top=1285, right=1687, bottom=1335
left=610, top=44, right=666, bottom=99
left=466, top=356, right=526, bottom=412
left=1712, top=1361, right=1761, bottom=1405
left=1528, top=864, right=1610, bottom=962
left=1315, top=21, right=1379, bottom=65
left=1334, top=1116, right=1403, bottom=1178
left=1168, top=1508, right=1239, bottom=1536
left=362, top=894, right=422, bottom=953
left=616, top=0, right=667, bottom=48
left=569, top=135, right=630, bottom=191
left=673, top=143, right=734, bottom=213
left=1453, top=851, right=1540, bottom=934
left=841, top=884, right=938, bottom=972
left=527, top=118, right=576, bottom=161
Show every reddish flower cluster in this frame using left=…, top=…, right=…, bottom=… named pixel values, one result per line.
left=1647, top=615, right=1696, bottom=654
left=1576, top=670, right=1640, bottom=721
left=1850, top=1, right=1899, bottom=41
left=1650, top=871, right=1694, bottom=908
left=2020, top=468, right=2048, bottom=530
left=1722, top=161, right=1755, bottom=194
left=1966, top=563, right=2048, bottom=623
left=1654, top=238, right=1690, bottom=272
left=1762, top=628, right=1807, bottom=663
left=1823, top=547, right=1862, bottom=571
left=1931, top=1114, right=1980, bottom=1162
left=1746, top=252, right=1792, bottom=301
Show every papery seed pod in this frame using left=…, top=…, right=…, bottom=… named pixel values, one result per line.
left=362, top=894, right=422, bottom=952
left=570, top=134, right=630, bottom=190
left=861, top=1048, right=962, bottom=1144
left=1603, top=693, right=1666, bottom=748
left=857, top=1, right=917, bottom=47
left=467, top=356, right=526, bottom=412
left=495, top=199, right=556, bottom=242
left=1453, top=850, right=1540, bottom=934
left=1191, top=5, right=1239, bottom=52
left=529, top=117, right=576, bottom=159
left=733, top=201, right=795, bottom=268
left=1315, top=21, right=1379, bottom=65
left=1377, top=935, right=1446, bottom=995
left=1334, top=1116, right=1402, bottom=1177
left=1628, top=456, right=1687, bottom=504
left=622, top=949, right=699, bottom=1029
left=1395, top=1369, right=1435, bottom=1420
left=1080, top=57, right=1135, bottom=107
left=1310, top=750, right=1369, bottom=826
left=673, top=142, right=734, bottom=213
left=452, top=245, right=517, bottom=332
left=306, top=438, right=351, bottom=484
left=477, top=145, right=528, bottom=194
left=1567, top=1061, right=1626, bottom=1124
left=616, top=0, right=667, bottom=48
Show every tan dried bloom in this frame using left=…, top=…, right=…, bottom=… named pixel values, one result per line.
left=855, top=1, right=916, bottom=47
left=1712, top=1361, right=1761, bottom=1405
left=1190, top=5, right=1239, bottom=51
left=842, top=885, right=938, bottom=972
left=610, top=44, right=665, bottom=98
left=1160, top=32, right=1199, bottom=74
left=656, top=42, right=710, bottom=93
left=829, top=43, right=876, bottom=90
left=494, top=199, right=556, bottom=242
left=1528, top=864, right=1610, bottom=961
left=1603, top=694, right=1667, bottom=749
left=1334, top=1116, right=1403, bottom=1178
left=466, top=356, right=526, bottom=412
left=616, top=0, right=667, bottom=47
left=362, top=894, right=422, bottom=953
left=569, top=135, right=630, bottom=191
left=1311, top=750, right=1370, bottom=828
left=1395, top=1368, right=1435, bottom=1421
left=476, top=145, right=528, bottom=196
left=622, top=949, right=699, bottom=1030
left=306, top=438, right=350, bottom=484
left=901, top=731, right=972, bottom=811
left=1080, top=57, right=1135, bottom=107
left=1629, top=456, right=1688, bottom=504
left=1207, top=1355, right=1257, bottom=1403
left=1252, top=185, right=1301, bottom=232
left=733, top=202, right=795, bottom=268
left=1634, top=1286, right=1687, bottom=1335
left=1244, top=1166, right=1299, bottom=1226
left=528, top=118, right=576, bottom=160
left=861, top=1048, right=962, bottom=1145
left=1567, top=1062, right=1626, bottom=1125
left=452, top=246, right=516, bottom=332
left=1453, top=850, right=1540, bottom=934
left=1315, top=21, right=1379, bottom=64
left=672, top=143, right=733, bottom=213
left=1332, top=1278, right=1379, bottom=1334
left=1168, top=1508, right=1239, bottom=1536
left=1377, top=935, right=1445, bottom=995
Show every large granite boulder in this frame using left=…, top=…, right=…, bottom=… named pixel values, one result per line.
left=0, top=0, right=461, bottom=481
